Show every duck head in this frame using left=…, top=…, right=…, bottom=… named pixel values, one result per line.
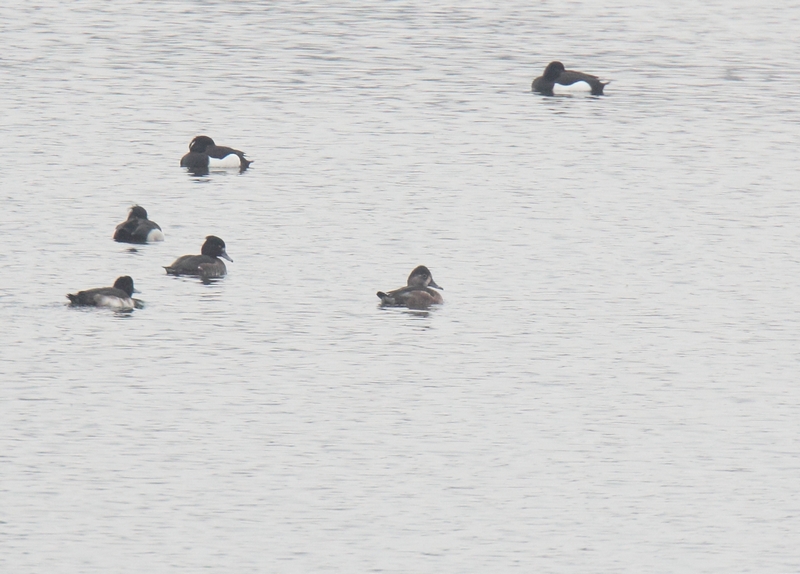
left=407, top=265, right=441, bottom=290
left=188, top=135, right=216, bottom=153
left=542, top=61, right=565, bottom=81
left=201, top=235, right=233, bottom=262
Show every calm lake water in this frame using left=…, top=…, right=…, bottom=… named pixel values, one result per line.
left=2, top=1, right=800, bottom=572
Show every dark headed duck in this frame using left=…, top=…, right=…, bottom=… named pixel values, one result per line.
left=377, top=265, right=443, bottom=309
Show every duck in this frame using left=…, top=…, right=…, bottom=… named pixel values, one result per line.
left=164, top=235, right=232, bottom=278
left=180, top=135, right=252, bottom=172
left=113, top=205, right=165, bottom=244
left=377, top=266, right=444, bottom=309
left=532, top=61, right=608, bottom=96
left=67, top=276, right=141, bottom=310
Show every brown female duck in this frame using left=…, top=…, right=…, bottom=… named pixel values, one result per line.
left=377, top=266, right=444, bottom=309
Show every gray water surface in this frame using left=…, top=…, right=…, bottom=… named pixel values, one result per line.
left=2, top=1, right=800, bottom=572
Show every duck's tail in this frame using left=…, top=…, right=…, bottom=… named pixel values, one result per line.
left=593, top=80, right=610, bottom=96
left=237, top=153, right=253, bottom=170
left=377, top=290, right=397, bottom=304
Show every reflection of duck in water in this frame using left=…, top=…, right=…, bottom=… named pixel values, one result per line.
left=113, top=205, right=164, bottom=244
left=180, top=135, right=252, bottom=171
left=164, top=236, right=233, bottom=279
left=532, top=61, right=608, bottom=96
left=377, top=266, right=443, bottom=309
left=67, top=276, right=140, bottom=310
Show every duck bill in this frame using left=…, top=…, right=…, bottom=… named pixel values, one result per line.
left=220, top=251, right=233, bottom=262
left=429, top=280, right=442, bottom=290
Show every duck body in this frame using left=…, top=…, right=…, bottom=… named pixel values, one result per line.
left=377, top=265, right=444, bottom=309
left=532, top=61, right=608, bottom=96
left=67, top=276, right=140, bottom=310
left=180, top=135, right=252, bottom=171
left=113, top=205, right=164, bottom=244
left=164, top=235, right=232, bottom=278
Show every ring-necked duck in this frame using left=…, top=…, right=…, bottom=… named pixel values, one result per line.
left=164, top=235, right=232, bottom=278
left=377, top=265, right=444, bottom=309
left=67, top=276, right=141, bottom=310
left=180, top=135, right=252, bottom=172
left=113, top=205, right=165, bottom=244
left=532, top=61, right=608, bottom=96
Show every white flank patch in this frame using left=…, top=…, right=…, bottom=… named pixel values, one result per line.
left=147, top=229, right=165, bottom=242
left=208, top=154, right=242, bottom=168
left=97, top=296, right=135, bottom=310
left=553, top=81, right=593, bottom=93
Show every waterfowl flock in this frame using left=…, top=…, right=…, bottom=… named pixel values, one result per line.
left=66, top=134, right=443, bottom=312
left=69, top=66, right=605, bottom=311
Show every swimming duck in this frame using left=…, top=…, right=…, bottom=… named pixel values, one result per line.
left=377, top=265, right=444, bottom=309
left=532, top=61, right=608, bottom=96
left=164, top=235, right=232, bottom=278
left=180, top=135, right=252, bottom=171
left=113, top=205, right=165, bottom=244
left=67, top=276, right=140, bottom=310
